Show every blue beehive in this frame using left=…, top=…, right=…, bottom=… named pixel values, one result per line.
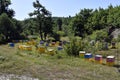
left=40, top=40, right=44, bottom=44
left=57, top=46, right=63, bottom=50
left=46, top=43, right=49, bottom=46
left=8, top=43, right=15, bottom=47
left=84, top=53, right=92, bottom=59
left=40, top=41, right=44, bottom=46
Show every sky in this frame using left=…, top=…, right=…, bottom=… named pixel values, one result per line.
left=9, top=0, right=120, bottom=20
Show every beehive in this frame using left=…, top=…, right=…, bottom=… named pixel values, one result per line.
left=18, top=45, right=25, bottom=50
left=56, top=41, right=59, bottom=46
left=18, top=45, right=32, bottom=51
left=111, top=42, right=116, bottom=49
left=57, top=46, right=63, bottom=50
left=45, top=43, right=49, bottom=47
left=24, top=46, right=32, bottom=51
left=79, top=51, right=85, bottom=58
left=40, top=41, right=44, bottom=46
left=95, top=55, right=103, bottom=64
left=26, top=40, right=36, bottom=45
left=84, top=53, right=92, bottom=60
left=59, top=42, right=63, bottom=46
left=106, top=56, right=115, bottom=66
left=51, top=42, right=56, bottom=47
left=8, top=43, right=15, bottom=47
left=37, top=46, right=45, bottom=53
left=47, top=49, right=55, bottom=55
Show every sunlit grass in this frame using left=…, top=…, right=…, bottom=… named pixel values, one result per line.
left=0, top=43, right=120, bottom=80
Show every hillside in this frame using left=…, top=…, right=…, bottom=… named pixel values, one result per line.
left=0, top=43, right=120, bottom=80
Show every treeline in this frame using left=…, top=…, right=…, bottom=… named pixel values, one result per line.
left=55, top=5, right=120, bottom=41
left=0, top=0, right=120, bottom=43
left=0, top=0, right=24, bottom=43
left=71, top=5, right=120, bottom=38
left=0, top=0, right=53, bottom=43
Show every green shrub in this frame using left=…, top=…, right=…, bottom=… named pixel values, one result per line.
left=64, top=37, right=85, bottom=56
left=117, top=34, right=120, bottom=42
left=90, top=29, right=108, bottom=41
left=57, top=31, right=66, bottom=37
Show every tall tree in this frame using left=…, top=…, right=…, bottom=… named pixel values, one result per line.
left=71, top=8, right=93, bottom=37
left=29, top=0, right=52, bottom=40
left=57, top=18, right=62, bottom=31
left=0, top=13, right=15, bottom=41
left=0, top=0, right=14, bottom=18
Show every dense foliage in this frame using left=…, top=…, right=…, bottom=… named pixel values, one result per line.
left=0, top=0, right=23, bottom=43
left=0, top=0, right=14, bottom=18
left=71, top=5, right=120, bottom=38
left=29, top=0, right=53, bottom=40
left=1, top=0, right=120, bottom=43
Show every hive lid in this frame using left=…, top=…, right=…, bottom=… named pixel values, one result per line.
left=95, top=55, right=102, bottom=57
left=48, top=49, right=54, bottom=51
left=20, top=45, right=26, bottom=47
left=107, top=56, right=115, bottom=58
left=79, top=51, right=85, bottom=53
left=24, top=45, right=31, bottom=47
left=58, top=46, right=62, bottom=47
left=85, top=53, right=92, bottom=55
left=38, top=46, right=44, bottom=48
left=8, top=42, right=13, bottom=44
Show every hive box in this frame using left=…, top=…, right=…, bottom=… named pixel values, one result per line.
left=84, top=53, right=92, bottom=60
left=57, top=46, right=63, bottom=50
left=79, top=51, right=85, bottom=58
left=8, top=43, right=15, bottom=47
left=47, top=49, right=55, bottom=55
left=37, top=46, right=45, bottom=53
left=18, top=45, right=32, bottom=51
left=95, top=55, right=103, bottom=64
left=106, top=56, right=115, bottom=66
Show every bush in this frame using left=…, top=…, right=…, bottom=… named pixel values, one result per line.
left=57, top=31, right=66, bottom=37
left=90, top=29, right=108, bottom=41
left=64, top=37, right=86, bottom=56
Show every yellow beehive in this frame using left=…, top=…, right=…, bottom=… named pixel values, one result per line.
left=79, top=51, right=85, bottom=58
left=26, top=41, right=31, bottom=45
left=26, top=40, right=36, bottom=45
left=37, top=46, right=45, bottom=53
left=24, top=46, right=32, bottom=51
left=56, top=41, right=59, bottom=46
left=47, top=49, right=55, bottom=55
left=31, top=40, right=36, bottom=45
left=18, top=45, right=25, bottom=50
left=18, top=45, right=32, bottom=51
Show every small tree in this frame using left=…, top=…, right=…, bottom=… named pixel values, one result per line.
left=29, top=0, right=52, bottom=40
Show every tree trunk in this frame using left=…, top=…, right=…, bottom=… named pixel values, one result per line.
left=44, top=33, right=47, bottom=40
left=40, top=30, right=43, bottom=40
left=59, top=25, right=62, bottom=31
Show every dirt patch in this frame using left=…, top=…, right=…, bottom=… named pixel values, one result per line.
left=0, top=74, right=39, bottom=80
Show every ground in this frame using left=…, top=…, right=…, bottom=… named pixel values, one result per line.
left=0, top=43, right=120, bottom=80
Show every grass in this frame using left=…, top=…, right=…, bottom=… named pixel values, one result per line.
left=0, top=43, right=120, bottom=80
